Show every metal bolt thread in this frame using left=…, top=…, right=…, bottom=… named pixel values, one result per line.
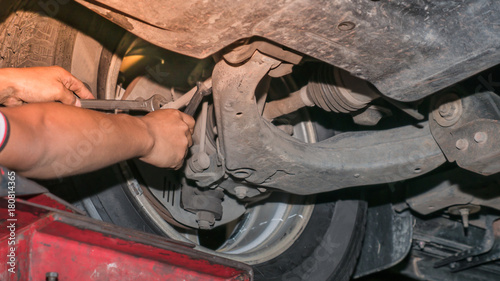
left=459, top=208, right=470, bottom=229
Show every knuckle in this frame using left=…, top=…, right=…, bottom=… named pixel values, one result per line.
left=180, top=137, right=189, bottom=147
left=180, top=122, right=190, bottom=132
left=51, top=65, right=65, bottom=74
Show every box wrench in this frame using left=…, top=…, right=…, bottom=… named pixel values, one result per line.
left=80, top=94, right=167, bottom=112
left=80, top=82, right=212, bottom=116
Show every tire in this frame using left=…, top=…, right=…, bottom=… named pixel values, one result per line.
left=0, top=3, right=367, bottom=280
left=254, top=200, right=367, bottom=281
left=0, top=0, right=75, bottom=69
left=0, top=0, right=123, bottom=95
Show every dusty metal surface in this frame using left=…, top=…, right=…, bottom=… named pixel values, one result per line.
left=74, top=0, right=500, bottom=102
left=211, top=52, right=446, bottom=194
left=406, top=169, right=500, bottom=216
left=430, top=91, right=500, bottom=176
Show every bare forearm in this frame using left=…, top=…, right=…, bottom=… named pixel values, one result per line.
left=0, top=103, right=153, bottom=178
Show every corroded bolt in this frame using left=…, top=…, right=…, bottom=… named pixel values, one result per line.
left=455, top=139, right=469, bottom=150
left=234, top=186, right=248, bottom=199
left=438, top=103, right=455, bottom=118
left=433, top=93, right=462, bottom=127
left=459, top=208, right=470, bottom=229
left=474, top=132, right=487, bottom=144
left=196, top=211, right=215, bottom=230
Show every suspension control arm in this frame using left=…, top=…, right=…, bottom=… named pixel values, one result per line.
left=212, top=51, right=446, bottom=194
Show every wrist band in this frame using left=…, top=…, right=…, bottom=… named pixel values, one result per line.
left=0, top=112, right=10, bottom=152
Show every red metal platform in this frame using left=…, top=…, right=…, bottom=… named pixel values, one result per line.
left=0, top=194, right=252, bottom=280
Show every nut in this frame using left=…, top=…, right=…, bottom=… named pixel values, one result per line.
left=433, top=93, right=462, bottom=127
left=196, top=211, right=215, bottom=230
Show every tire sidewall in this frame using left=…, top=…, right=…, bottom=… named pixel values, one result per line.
left=254, top=200, right=366, bottom=281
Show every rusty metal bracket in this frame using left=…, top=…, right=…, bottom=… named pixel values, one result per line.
left=211, top=52, right=446, bottom=194
left=430, top=91, right=500, bottom=175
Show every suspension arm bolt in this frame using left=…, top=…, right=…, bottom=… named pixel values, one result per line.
left=456, top=139, right=469, bottom=150
left=473, top=132, right=487, bottom=144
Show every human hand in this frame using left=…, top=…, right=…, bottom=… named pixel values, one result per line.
left=139, top=109, right=195, bottom=169
left=0, top=66, right=94, bottom=106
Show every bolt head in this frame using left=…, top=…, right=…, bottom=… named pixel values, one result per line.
left=433, top=93, right=462, bottom=127
left=456, top=139, right=469, bottom=150
left=438, top=103, right=454, bottom=118
left=234, top=186, right=248, bottom=199
left=473, top=132, right=487, bottom=144
left=196, top=211, right=215, bottom=230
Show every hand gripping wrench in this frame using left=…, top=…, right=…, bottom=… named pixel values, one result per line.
left=80, top=94, right=167, bottom=112
left=80, top=82, right=211, bottom=116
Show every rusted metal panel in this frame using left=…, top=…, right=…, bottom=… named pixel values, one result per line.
left=75, top=0, right=500, bottom=102
left=430, top=91, right=500, bottom=176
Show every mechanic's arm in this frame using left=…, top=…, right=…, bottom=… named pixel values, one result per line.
left=0, top=103, right=194, bottom=179
left=0, top=66, right=94, bottom=106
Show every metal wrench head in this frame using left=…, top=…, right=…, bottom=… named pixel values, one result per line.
left=183, top=82, right=213, bottom=116
left=146, top=94, right=169, bottom=111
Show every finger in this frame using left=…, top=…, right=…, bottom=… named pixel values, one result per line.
left=180, top=113, right=195, bottom=133
left=59, top=71, right=95, bottom=100
left=176, top=149, right=190, bottom=170
left=186, top=133, right=193, bottom=147
left=57, top=88, right=79, bottom=106
left=3, top=97, right=23, bottom=107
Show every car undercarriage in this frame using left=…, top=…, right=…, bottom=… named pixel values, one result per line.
left=1, top=0, right=500, bottom=280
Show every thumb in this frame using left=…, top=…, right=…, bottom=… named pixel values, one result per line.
left=65, top=76, right=95, bottom=100
left=57, top=68, right=95, bottom=100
